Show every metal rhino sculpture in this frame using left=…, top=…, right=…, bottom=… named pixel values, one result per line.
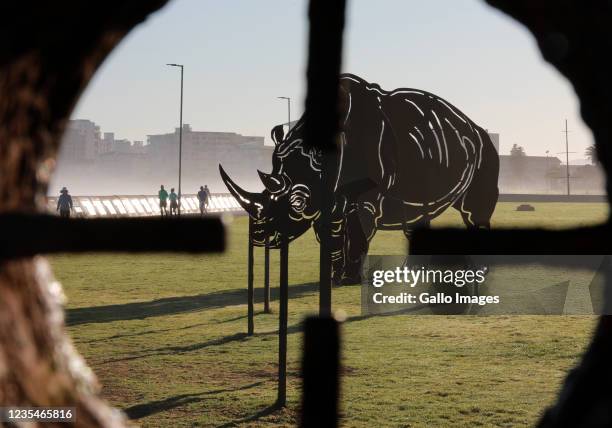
left=219, top=74, right=499, bottom=284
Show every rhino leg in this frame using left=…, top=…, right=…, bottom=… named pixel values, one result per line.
left=342, top=205, right=376, bottom=285
left=454, top=179, right=498, bottom=230
left=403, top=217, right=431, bottom=239
left=454, top=189, right=497, bottom=229
left=314, top=202, right=347, bottom=286
left=454, top=137, right=499, bottom=229
left=330, top=216, right=346, bottom=286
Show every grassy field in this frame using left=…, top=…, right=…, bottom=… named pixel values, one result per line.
left=50, top=202, right=608, bottom=427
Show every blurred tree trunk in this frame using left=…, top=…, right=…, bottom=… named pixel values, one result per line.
left=0, top=2, right=168, bottom=426
left=487, top=1, right=612, bottom=426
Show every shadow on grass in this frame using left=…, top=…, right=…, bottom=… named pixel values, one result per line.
left=99, top=322, right=302, bottom=365
left=123, top=381, right=265, bottom=419
left=101, top=331, right=252, bottom=364
left=67, top=282, right=319, bottom=326
left=98, top=294, right=426, bottom=364
left=216, top=402, right=286, bottom=428
left=75, top=320, right=211, bottom=345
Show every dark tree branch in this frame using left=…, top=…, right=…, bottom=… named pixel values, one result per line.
left=1, top=214, right=225, bottom=260
left=304, top=0, right=346, bottom=316
left=410, top=224, right=610, bottom=255
left=475, top=2, right=612, bottom=426
left=0, top=2, right=172, bottom=427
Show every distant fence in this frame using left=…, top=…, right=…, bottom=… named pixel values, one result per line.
left=45, top=193, right=607, bottom=217
left=46, top=193, right=243, bottom=217
left=498, top=194, right=607, bottom=203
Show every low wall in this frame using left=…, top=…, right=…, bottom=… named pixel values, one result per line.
left=46, top=193, right=243, bottom=217
left=46, top=192, right=607, bottom=218
left=498, top=194, right=607, bottom=203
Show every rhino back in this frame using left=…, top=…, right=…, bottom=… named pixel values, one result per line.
left=338, top=74, right=487, bottom=213
left=382, top=89, right=483, bottom=202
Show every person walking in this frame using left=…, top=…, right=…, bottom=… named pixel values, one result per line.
left=56, top=187, right=73, bottom=218
left=158, top=185, right=169, bottom=216
left=197, top=185, right=209, bottom=216
left=169, top=187, right=179, bottom=216
left=204, top=185, right=211, bottom=213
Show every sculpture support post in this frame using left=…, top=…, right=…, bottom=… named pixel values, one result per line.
left=247, top=217, right=254, bottom=336
left=319, top=154, right=334, bottom=316
left=264, top=235, right=271, bottom=314
left=277, top=209, right=289, bottom=407
left=301, top=316, right=340, bottom=427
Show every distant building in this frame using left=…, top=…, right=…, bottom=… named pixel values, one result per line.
left=54, top=120, right=272, bottom=195
left=147, top=124, right=273, bottom=191
left=100, top=132, right=115, bottom=154
left=553, top=164, right=606, bottom=195
left=59, top=119, right=100, bottom=162
left=498, top=154, right=605, bottom=194
left=54, top=120, right=148, bottom=194
left=499, top=155, right=561, bottom=193
left=113, top=139, right=146, bottom=154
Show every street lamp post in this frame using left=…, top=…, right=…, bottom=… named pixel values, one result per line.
left=167, top=63, right=184, bottom=216
left=276, top=95, right=291, bottom=407
left=278, top=96, right=291, bottom=135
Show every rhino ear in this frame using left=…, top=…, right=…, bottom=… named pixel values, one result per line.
left=271, top=124, right=284, bottom=146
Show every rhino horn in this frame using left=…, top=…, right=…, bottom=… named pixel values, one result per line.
left=258, top=170, right=288, bottom=194
left=219, top=164, right=266, bottom=218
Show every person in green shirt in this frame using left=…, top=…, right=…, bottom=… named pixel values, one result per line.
left=197, top=185, right=209, bottom=216
left=169, top=188, right=179, bottom=216
left=158, top=185, right=168, bottom=216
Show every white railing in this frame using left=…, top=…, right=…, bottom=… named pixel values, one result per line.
left=46, top=193, right=244, bottom=217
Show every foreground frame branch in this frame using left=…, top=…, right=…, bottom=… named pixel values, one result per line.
left=1, top=214, right=225, bottom=259
left=0, top=2, right=183, bottom=427
left=304, top=0, right=346, bottom=317
left=410, top=225, right=612, bottom=255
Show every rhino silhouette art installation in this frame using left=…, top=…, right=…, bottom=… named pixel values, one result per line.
left=220, top=74, right=499, bottom=284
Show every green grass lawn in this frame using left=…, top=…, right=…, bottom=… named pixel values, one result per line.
left=50, top=202, right=609, bottom=427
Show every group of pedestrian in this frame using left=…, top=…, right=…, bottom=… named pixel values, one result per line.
left=158, top=184, right=210, bottom=217
left=157, top=185, right=175, bottom=216
left=55, top=184, right=211, bottom=218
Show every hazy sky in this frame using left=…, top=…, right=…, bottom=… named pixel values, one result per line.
left=72, top=0, right=592, bottom=160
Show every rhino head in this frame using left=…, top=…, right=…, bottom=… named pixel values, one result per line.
left=219, top=122, right=322, bottom=248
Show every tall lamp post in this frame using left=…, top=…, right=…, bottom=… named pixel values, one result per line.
left=275, top=95, right=291, bottom=407
left=167, top=63, right=184, bottom=216
left=278, top=96, right=291, bottom=134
